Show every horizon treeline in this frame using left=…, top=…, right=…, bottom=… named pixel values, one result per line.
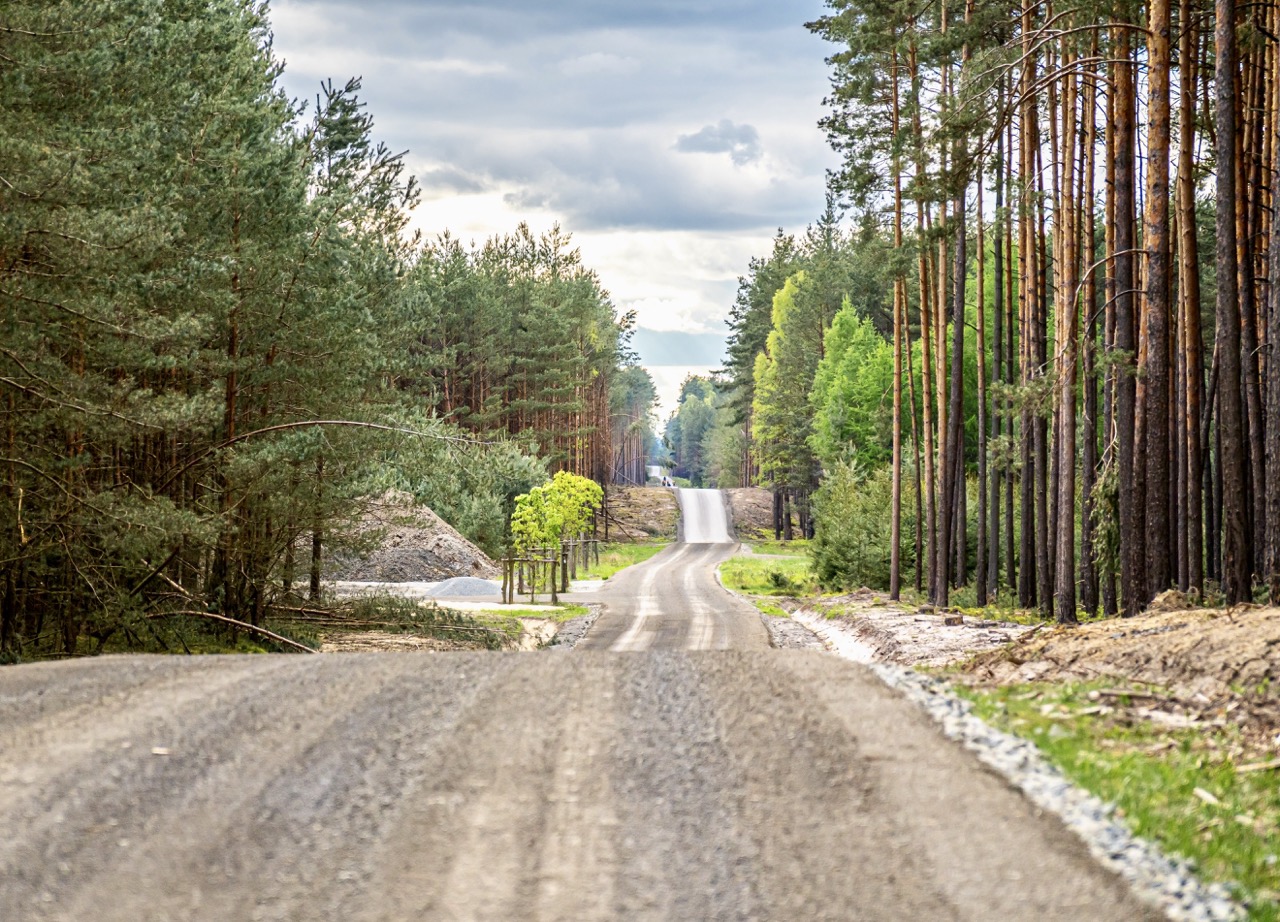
left=0, top=1, right=649, bottom=657
left=725, top=0, right=1280, bottom=620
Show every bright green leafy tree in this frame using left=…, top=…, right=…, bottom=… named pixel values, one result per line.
left=509, top=472, right=603, bottom=554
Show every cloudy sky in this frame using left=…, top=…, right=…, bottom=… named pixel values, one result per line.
left=269, top=0, right=839, bottom=415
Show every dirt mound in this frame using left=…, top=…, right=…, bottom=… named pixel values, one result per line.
left=328, top=492, right=499, bottom=582
left=602, top=486, right=678, bottom=541
left=963, top=605, right=1280, bottom=698
left=959, top=604, right=1280, bottom=757
left=725, top=487, right=774, bottom=538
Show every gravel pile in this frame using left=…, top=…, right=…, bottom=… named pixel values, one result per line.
left=798, top=597, right=1245, bottom=921
left=427, top=577, right=502, bottom=598
left=327, top=492, right=499, bottom=583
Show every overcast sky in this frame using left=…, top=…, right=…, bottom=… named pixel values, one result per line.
left=269, top=0, right=839, bottom=415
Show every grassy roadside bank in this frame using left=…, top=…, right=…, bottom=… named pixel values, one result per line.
left=718, top=554, right=816, bottom=596
left=576, top=541, right=669, bottom=580
left=957, top=680, right=1280, bottom=920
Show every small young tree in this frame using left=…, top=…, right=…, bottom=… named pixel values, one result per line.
left=509, top=472, right=603, bottom=553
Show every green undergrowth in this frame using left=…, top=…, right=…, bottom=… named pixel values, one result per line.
left=957, top=681, right=1280, bottom=920
left=272, top=594, right=517, bottom=653
left=575, top=541, right=668, bottom=580
left=753, top=600, right=789, bottom=618
left=719, top=555, right=817, bottom=596
left=743, top=538, right=812, bottom=557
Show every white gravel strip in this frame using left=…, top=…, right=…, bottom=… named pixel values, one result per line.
left=793, top=607, right=1246, bottom=922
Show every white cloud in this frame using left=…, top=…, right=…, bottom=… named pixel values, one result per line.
left=628, top=298, right=707, bottom=334
left=413, top=58, right=509, bottom=77
left=648, top=365, right=719, bottom=421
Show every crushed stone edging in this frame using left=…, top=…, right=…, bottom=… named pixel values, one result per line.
left=791, top=606, right=1246, bottom=922
left=545, top=605, right=602, bottom=651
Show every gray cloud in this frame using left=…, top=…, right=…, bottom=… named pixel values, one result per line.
left=419, top=167, right=488, bottom=195
left=272, top=0, right=836, bottom=235
left=674, top=120, right=762, bottom=165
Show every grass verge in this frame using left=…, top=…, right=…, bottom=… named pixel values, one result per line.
left=469, top=604, right=590, bottom=624
left=957, top=680, right=1280, bottom=920
left=576, top=541, right=669, bottom=580
left=742, top=538, right=812, bottom=557
left=718, top=555, right=816, bottom=596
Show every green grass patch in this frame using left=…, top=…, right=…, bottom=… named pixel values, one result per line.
left=753, top=600, right=789, bottom=618
left=469, top=603, right=590, bottom=624
left=957, top=681, right=1280, bottom=919
left=576, top=541, right=669, bottom=580
left=743, top=538, right=812, bottom=557
left=718, top=556, right=816, bottom=596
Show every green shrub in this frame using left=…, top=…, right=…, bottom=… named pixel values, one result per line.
left=810, top=459, right=914, bottom=591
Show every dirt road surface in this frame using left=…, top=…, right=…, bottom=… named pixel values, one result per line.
left=0, top=490, right=1159, bottom=921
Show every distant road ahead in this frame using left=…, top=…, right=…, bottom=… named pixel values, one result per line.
left=574, top=489, right=767, bottom=652
left=677, top=487, right=733, bottom=543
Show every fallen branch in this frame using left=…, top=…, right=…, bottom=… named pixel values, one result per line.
left=1093, top=688, right=1183, bottom=706
left=1236, top=758, right=1280, bottom=774
left=273, top=616, right=509, bottom=636
left=147, top=610, right=317, bottom=654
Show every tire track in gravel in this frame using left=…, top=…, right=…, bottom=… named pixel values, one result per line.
left=350, top=655, right=623, bottom=921
left=0, top=656, right=499, bottom=922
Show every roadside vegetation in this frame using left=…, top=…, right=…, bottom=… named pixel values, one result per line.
left=470, top=604, right=590, bottom=624
left=959, top=682, right=1280, bottom=920
left=743, top=539, right=812, bottom=557
left=577, top=543, right=670, bottom=581
left=718, top=556, right=817, bottom=596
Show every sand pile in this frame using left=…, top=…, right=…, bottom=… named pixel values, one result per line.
left=328, top=492, right=499, bottom=582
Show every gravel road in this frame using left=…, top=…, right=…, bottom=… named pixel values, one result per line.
left=0, top=489, right=1161, bottom=920
left=0, top=651, right=1156, bottom=921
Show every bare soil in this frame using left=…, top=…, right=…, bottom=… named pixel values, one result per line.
left=780, top=590, right=1037, bottom=667
left=601, top=486, right=678, bottom=541
left=725, top=487, right=773, bottom=539
left=783, top=589, right=1280, bottom=760
left=327, top=491, right=499, bottom=582
left=956, top=601, right=1280, bottom=757
left=962, top=601, right=1280, bottom=696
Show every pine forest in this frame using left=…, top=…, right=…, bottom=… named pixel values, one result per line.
left=680, top=0, right=1280, bottom=622
left=0, top=1, right=654, bottom=656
